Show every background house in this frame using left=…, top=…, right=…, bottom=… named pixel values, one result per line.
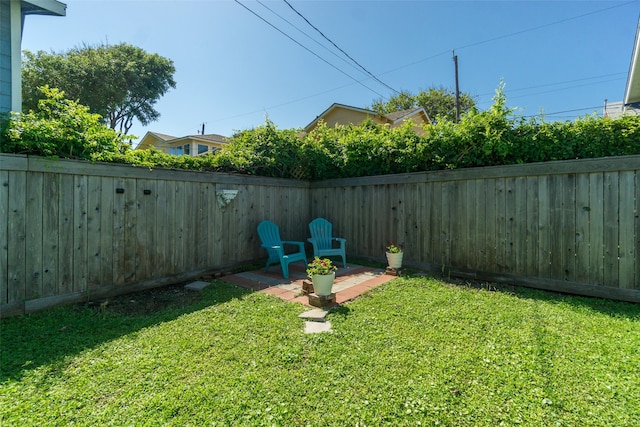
left=0, top=0, right=66, bottom=114
left=605, top=18, right=640, bottom=118
left=303, top=103, right=430, bottom=135
left=135, top=132, right=229, bottom=156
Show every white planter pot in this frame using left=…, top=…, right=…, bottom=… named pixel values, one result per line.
left=312, top=272, right=335, bottom=296
left=386, top=252, right=403, bottom=269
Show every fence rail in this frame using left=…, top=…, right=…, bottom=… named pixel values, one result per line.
left=1, top=153, right=638, bottom=316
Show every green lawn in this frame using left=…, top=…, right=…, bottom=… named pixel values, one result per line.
left=1, top=276, right=639, bottom=426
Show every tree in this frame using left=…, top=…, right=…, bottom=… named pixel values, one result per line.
left=22, top=43, right=176, bottom=134
left=370, top=87, right=476, bottom=122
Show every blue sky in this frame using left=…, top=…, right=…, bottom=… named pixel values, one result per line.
left=20, top=0, right=640, bottom=143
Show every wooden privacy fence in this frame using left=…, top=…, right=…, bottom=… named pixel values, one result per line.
left=1, top=153, right=639, bottom=316
left=311, top=155, right=640, bottom=303
left=1, top=154, right=310, bottom=316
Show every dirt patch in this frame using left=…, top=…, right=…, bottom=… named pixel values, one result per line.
left=83, top=282, right=204, bottom=316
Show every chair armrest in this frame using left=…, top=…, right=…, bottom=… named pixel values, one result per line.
left=262, top=244, right=284, bottom=254
left=282, top=240, right=306, bottom=251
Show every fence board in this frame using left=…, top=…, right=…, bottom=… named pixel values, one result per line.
left=417, top=184, right=434, bottom=263
left=549, top=175, right=564, bottom=280
left=636, top=171, right=640, bottom=290
left=7, top=171, right=26, bottom=302
left=495, top=178, right=507, bottom=272
left=588, top=173, right=604, bottom=285
left=618, top=171, right=636, bottom=288
left=503, top=178, right=516, bottom=272
left=484, top=179, right=497, bottom=273
left=99, top=177, right=114, bottom=286
left=574, top=174, right=590, bottom=283
left=137, top=179, right=156, bottom=280
left=405, top=184, right=419, bottom=261
left=123, top=178, right=137, bottom=284
left=450, top=180, right=466, bottom=269
left=58, top=174, right=74, bottom=294
left=603, top=172, right=619, bottom=287
left=561, top=174, right=576, bottom=282
left=25, top=172, right=43, bottom=299
left=525, top=177, right=539, bottom=277
left=195, top=182, right=208, bottom=269
left=42, top=173, right=59, bottom=296
left=514, top=177, right=528, bottom=274
left=537, top=176, right=551, bottom=278
left=112, top=177, right=126, bottom=285
left=0, top=170, right=8, bottom=304
left=429, top=181, right=441, bottom=265
left=73, top=175, right=88, bottom=292
left=440, top=182, right=453, bottom=269
left=465, top=181, right=476, bottom=270
left=86, top=176, right=102, bottom=287
left=163, top=180, right=178, bottom=276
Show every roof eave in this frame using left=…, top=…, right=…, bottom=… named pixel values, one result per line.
left=624, top=19, right=640, bottom=105
left=21, top=0, right=66, bottom=16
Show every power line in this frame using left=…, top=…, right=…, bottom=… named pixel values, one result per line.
left=281, top=0, right=400, bottom=95
left=221, top=1, right=635, bottom=127
left=524, top=105, right=603, bottom=118
left=476, top=73, right=627, bottom=98
left=255, top=0, right=363, bottom=75
left=454, top=1, right=637, bottom=52
left=507, top=77, right=626, bottom=101
left=375, top=1, right=637, bottom=79
left=233, top=0, right=386, bottom=98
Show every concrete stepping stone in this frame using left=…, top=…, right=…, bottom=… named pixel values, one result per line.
left=304, top=321, right=332, bottom=334
left=298, top=308, right=329, bottom=322
left=184, top=281, right=210, bottom=291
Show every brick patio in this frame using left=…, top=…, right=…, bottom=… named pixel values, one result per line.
left=222, top=262, right=397, bottom=307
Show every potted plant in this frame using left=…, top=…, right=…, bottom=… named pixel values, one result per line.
left=306, top=256, right=338, bottom=296
left=386, top=241, right=404, bottom=269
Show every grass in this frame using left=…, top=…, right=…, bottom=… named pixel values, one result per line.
left=1, top=276, right=639, bottom=426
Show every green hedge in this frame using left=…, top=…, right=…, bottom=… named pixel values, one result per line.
left=2, top=87, right=639, bottom=180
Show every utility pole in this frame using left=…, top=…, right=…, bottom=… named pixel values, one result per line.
left=453, top=50, right=461, bottom=123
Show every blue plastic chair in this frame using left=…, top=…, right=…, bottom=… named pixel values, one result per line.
left=257, top=220, right=307, bottom=279
left=308, top=218, right=347, bottom=268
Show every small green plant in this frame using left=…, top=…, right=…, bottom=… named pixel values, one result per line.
left=306, top=257, right=338, bottom=277
left=386, top=241, right=403, bottom=253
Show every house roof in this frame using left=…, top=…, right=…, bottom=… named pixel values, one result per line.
left=187, top=134, right=228, bottom=144
left=21, top=0, right=66, bottom=16
left=624, top=18, right=640, bottom=106
left=303, top=103, right=430, bottom=133
left=146, top=132, right=176, bottom=141
left=135, top=131, right=228, bottom=150
left=304, top=103, right=378, bottom=130
left=383, top=107, right=430, bottom=124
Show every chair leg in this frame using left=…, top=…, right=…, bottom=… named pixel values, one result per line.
left=342, top=255, right=346, bottom=268
left=281, top=262, right=289, bottom=279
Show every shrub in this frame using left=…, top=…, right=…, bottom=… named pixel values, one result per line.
left=0, top=86, right=129, bottom=159
left=212, top=119, right=305, bottom=178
